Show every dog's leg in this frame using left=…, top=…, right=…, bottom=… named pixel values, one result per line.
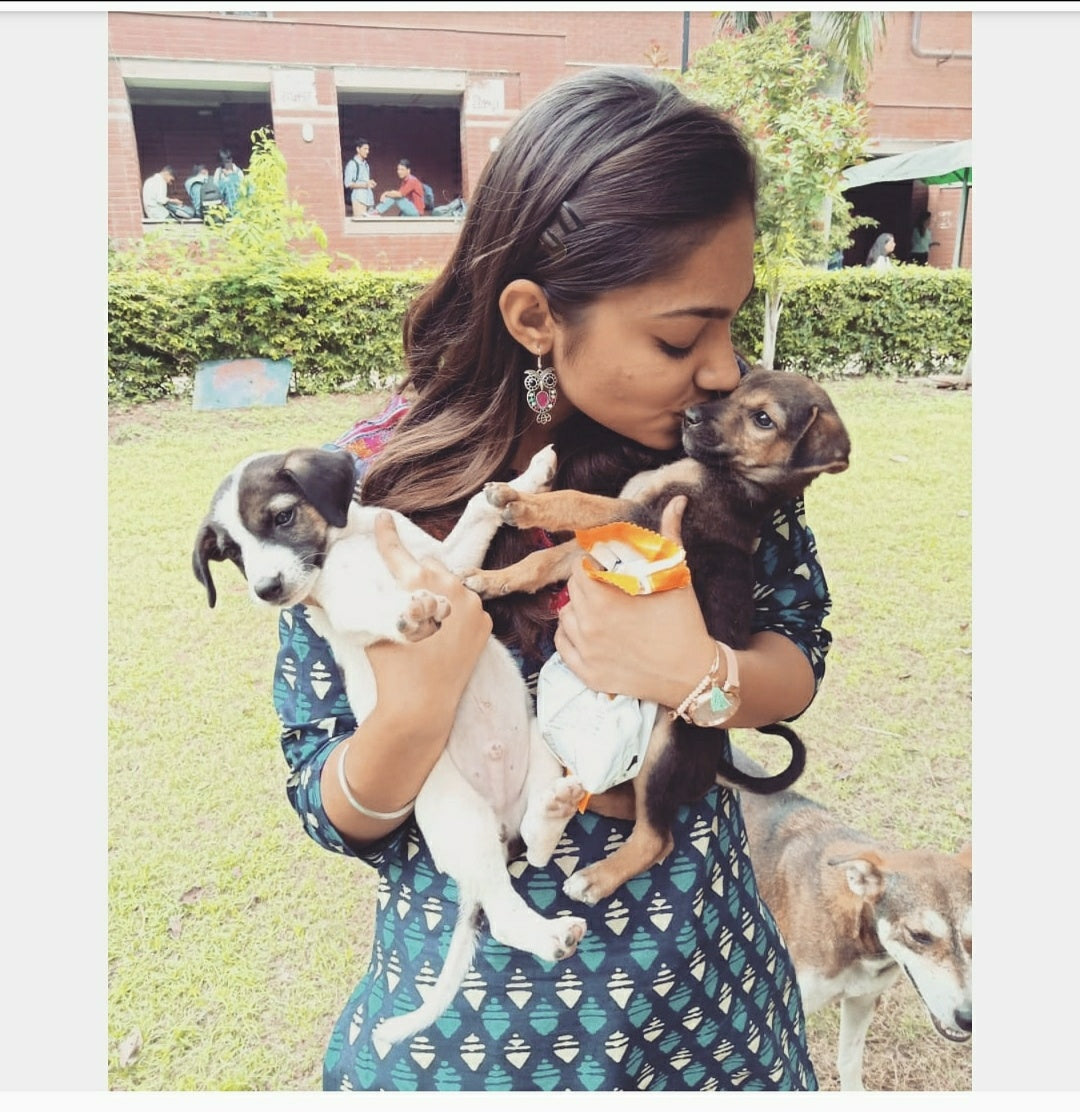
left=483, top=485, right=632, bottom=532
left=518, top=719, right=585, bottom=867
left=562, top=718, right=674, bottom=907
left=416, top=752, right=587, bottom=961
left=463, top=539, right=582, bottom=598
left=836, top=992, right=878, bottom=1091
left=439, top=446, right=557, bottom=575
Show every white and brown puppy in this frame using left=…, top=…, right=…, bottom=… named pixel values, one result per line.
left=733, top=748, right=972, bottom=1091
left=192, top=445, right=588, bottom=1050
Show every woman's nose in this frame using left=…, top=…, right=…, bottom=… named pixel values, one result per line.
left=693, top=336, right=741, bottom=394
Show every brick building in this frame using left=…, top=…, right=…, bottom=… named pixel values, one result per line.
left=108, top=9, right=972, bottom=271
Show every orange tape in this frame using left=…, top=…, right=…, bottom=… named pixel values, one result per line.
left=575, top=522, right=691, bottom=596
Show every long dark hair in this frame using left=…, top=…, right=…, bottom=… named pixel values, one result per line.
left=362, top=67, right=757, bottom=651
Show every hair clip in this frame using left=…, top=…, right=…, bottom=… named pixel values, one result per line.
left=539, top=201, right=585, bottom=259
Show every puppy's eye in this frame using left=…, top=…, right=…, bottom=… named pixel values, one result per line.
left=751, top=410, right=775, bottom=429
left=907, top=928, right=934, bottom=947
left=274, top=508, right=295, bottom=527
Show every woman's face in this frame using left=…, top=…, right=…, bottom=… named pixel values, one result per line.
left=551, top=205, right=756, bottom=451
left=885, top=236, right=896, bottom=253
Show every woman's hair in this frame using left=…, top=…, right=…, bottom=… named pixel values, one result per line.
left=864, top=232, right=895, bottom=266
left=361, top=67, right=758, bottom=651
left=218, top=148, right=233, bottom=167
left=917, top=209, right=931, bottom=228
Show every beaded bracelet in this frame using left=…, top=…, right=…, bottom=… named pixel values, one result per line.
left=335, top=742, right=415, bottom=821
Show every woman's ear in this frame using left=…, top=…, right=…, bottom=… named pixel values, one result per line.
left=499, top=279, right=556, bottom=355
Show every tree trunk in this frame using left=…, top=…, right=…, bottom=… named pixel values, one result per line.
left=762, top=290, right=783, bottom=370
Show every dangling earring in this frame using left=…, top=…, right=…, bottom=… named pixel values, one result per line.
left=524, top=350, right=558, bottom=425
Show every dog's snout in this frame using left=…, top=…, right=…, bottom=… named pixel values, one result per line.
left=955, top=1006, right=972, bottom=1033
left=253, top=573, right=285, bottom=602
left=683, top=406, right=703, bottom=427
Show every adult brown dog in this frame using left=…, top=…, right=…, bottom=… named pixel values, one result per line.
left=466, top=368, right=851, bottom=905
left=733, top=747, right=972, bottom=1091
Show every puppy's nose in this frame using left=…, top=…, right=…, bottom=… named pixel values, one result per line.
left=254, top=574, right=284, bottom=602
left=954, top=1006, right=972, bottom=1033
left=684, top=407, right=702, bottom=427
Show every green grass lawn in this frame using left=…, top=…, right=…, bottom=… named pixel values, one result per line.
left=107, top=377, right=971, bottom=1091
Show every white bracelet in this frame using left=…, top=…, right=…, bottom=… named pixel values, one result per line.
left=335, top=742, right=415, bottom=821
left=671, top=642, right=721, bottom=721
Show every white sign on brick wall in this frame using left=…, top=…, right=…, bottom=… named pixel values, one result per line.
left=273, top=68, right=318, bottom=109
left=466, top=79, right=505, bottom=116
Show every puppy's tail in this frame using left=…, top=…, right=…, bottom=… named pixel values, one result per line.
left=715, top=723, right=806, bottom=795
left=371, top=899, right=481, bottom=1052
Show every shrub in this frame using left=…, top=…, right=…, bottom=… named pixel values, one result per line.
left=108, top=262, right=972, bottom=404
left=107, top=269, right=432, bottom=404
left=732, top=264, right=972, bottom=376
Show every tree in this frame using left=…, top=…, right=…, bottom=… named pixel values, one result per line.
left=680, top=17, right=871, bottom=367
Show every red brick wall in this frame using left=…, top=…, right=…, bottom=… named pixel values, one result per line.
left=865, top=12, right=972, bottom=146
left=108, top=10, right=972, bottom=269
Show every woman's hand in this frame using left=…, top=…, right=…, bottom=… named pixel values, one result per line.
left=553, top=496, right=716, bottom=709
left=366, top=512, right=493, bottom=745
left=320, top=512, right=494, bottom=847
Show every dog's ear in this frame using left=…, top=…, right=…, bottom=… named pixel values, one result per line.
left=828, top=850, right=886, bottom=899
left=788, top=402, right=852, bottom=483
left=192, top=521, right=223, bottom=608
left=281, top=448, right=357, bottom=528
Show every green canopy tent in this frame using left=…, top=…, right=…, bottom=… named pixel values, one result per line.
left=841, top=139, right=972, bottom=267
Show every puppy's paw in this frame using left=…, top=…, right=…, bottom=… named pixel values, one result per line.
left=461, top=569, right=509, bottom=598
left=484, top=481, right=518, bottom=510
left=563, top=868, right=612, bottom=908
left=542, top=915, right=587, bottom=962
left=397, top=590, right=451, bottom=641
left=512, top=444, right=557, bottom=494
left=521, top=776, right=584, bottom=867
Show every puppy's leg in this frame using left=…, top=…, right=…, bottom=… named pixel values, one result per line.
left=836, top=992, right=878, bottom=1091
left=416, top=752, right=587, bottom=963
left=483, top=486, right=633, bottom=532
left=463, top=539, right=582, bottom=598
left=439, top=446, right=557, bottom=574
left=518, top=719, right=585, bottom=867
left=562, top=719, right=674, bottom=907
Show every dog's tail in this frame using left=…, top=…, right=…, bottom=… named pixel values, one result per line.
left=715, top=722, right=806, bottom=795
left=371, top=899, right=481, bottom=1051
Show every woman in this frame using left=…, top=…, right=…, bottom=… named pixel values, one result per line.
left=275, top=67, right=831, bottom=1091
left=910, top=211, right=939, bottom=265
left=214, top=148, right=245, bottom=212
left=864, top=231, right=896, bottom=270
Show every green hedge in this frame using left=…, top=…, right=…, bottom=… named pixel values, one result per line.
left=108, top=263, right=971, bottom=404
left=108, top=268, right=431, bottom=404
left=732, top=264, right=972, bottom=376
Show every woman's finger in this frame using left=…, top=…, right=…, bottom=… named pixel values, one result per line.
left=659, top=494, right=687, bottom=543
left=374, top=511, right=423, bottom=584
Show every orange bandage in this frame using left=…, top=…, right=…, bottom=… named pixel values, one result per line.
left=575, top=522, right=690, bottom=596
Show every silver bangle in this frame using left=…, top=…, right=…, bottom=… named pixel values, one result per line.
left=335, top=742, right=415, bottom=821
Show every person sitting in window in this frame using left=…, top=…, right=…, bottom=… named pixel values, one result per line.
left=142, top=164, right=189, bottom=222
left=366, top=158, right=426, bottom=217
left=214, top=149, right=245, bottom=212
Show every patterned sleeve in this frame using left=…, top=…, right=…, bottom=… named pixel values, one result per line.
left=274, top=605, right=414, bottom=863
left=750, top=495, right=833, bottom=702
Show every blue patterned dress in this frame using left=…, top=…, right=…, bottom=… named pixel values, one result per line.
left=274, top=400, right=832, bottom=1092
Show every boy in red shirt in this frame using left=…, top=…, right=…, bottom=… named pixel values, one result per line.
left=368, top=158, right=426, bottom=217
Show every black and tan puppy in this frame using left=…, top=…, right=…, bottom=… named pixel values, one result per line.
left=466, top=368, right=851, bottom=905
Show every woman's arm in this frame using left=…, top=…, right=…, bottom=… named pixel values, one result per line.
left=552, top=495, right=828, bottom=728
left=276, top=513, right=493, bottom=853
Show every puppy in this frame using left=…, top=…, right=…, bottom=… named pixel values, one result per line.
left=465, top=368, right=851, bottom=905
left=192, top=444, right=589, bottom=1048
left=733, top=747, right=972, bottom=1091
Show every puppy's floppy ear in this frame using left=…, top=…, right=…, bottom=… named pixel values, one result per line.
left=281, top=448, right=357, bottom=528
left=788, top=400, right=851, bottom=481
left=192, top=521, right=224, bottom=608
